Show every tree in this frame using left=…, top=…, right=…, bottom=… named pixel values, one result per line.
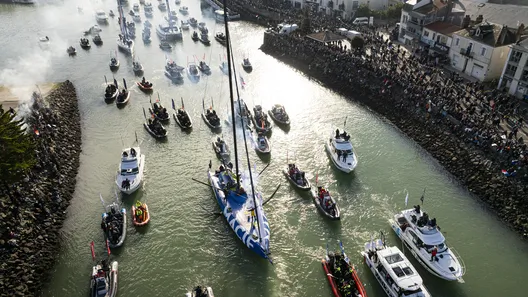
left=300, top=7, right=311, bottom=33
left=351, top=36, right=365, bottom=49
left=355, top=4, right=372, bottom=18
left=0, top=104, right=36, bottom=191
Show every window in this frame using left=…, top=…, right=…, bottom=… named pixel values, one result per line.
left=522, top=70, right=528, bottom=82
left=352, top=1, right=359, bottom=9
left=423, top=30, right=429, bottom=37
left=432, top=33, right=436, bottom=40
left=505, top=64, right=518, bottom=77
left=455, top=38, right=460, bottom=46
left=481, top=47, right=487, bottom=56
left=510, top=50, right=523, bottom=63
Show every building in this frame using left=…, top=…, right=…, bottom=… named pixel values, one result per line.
left=420, top=21, right=462, bottom=55
left=399, top=0, right=465, bottom=45
left=498, top=38, right=528, bottom=99
left=448, top=21, right=522, bottom=81
left=458, top=0, right=528, bottom=29
left=291, top=0, right=389, bottom=19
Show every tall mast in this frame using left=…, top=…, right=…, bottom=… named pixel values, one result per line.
left=165, top=0, right=172, bottom=30
left=223, top=0, right=239, bottom=188
left=118, top=0, right=128, bottom=40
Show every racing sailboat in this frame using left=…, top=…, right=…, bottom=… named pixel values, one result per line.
left=116, top=0, right=134, bottom=54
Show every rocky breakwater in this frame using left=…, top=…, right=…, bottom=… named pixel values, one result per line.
left=0, top=81, right=81, bottom=296
left=260, top=32, right=528, bottom=237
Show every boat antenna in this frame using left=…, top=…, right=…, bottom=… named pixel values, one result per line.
left=222, top=0, right=240, bottom=188
left=226, top=15, right=263, bottom=246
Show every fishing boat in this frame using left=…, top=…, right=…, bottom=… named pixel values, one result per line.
left=158, top=1, right=167, bottom=10
left=251, top=105, right=272, bottom=134
left=104, top=77, right=119, bottom=102
left=188, top=17, right=198, bottom=27
left=132, top=201, right=150, bottom=226
left=253, top=132, right=270, bottom=154
left=136, top=78, right=153, bottom=92
left=116, top=79, right=131, bottom=107
left=179, top=6, right=188, bottom=14
left=133, top=3, right=140, bottom=11
left=95, top=10, right=109, bottom=23
left=241, top=58, right=252, bottom=70
left=234, top=99, right=251, bottom=125
left=362, top=237, right=432, bottom=297
left=149, top=95, right=170, bottom=121
left=181, top=20, right=190, bottom=30
left=116, top=0, right=135, bottom=54
left=80, top=37, right=91, bottom=49
left=172, top=98, right=193, bottom=129
left=268, top=104, right=290, bottom=125
left=144, top=116, right=168, bottom=138
left=198, top=61, right=211, bottom=74
left=186, top=286, right=214, bottom=297
left=109, top=57, right=120, bottom=70
left=202, top=99, right=221, bottom=129
left=191, top=31, right=199, bottom=41
left=283, top=164, right=310, bottom=190
left=215, top=32, right=226, bottom=45
left=89, top=257, right=118, bottom=297
left=92, top=34, right=103, bottom=45
left=312, top=186, right=340, bottom=220
left=326, top=128, right=358, bottom=173
left=199, top=32, right=210, bottom=45
left=101, top=202, right=127, bottom=248
left=115, top=146, right=145, bottom=194
left=212, top=136, right=230, bottom=160
left=323, top=241, right=368, bottom=297
left=159, top=41, right=172, bottom=50
left=66, top=46, right=76, bottom=55
left=391, top=204, right=465, bottom=282
left=187, top=62, right=200, bottom=81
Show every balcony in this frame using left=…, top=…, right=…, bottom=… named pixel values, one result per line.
left=460, top=48, right=473, bottom=58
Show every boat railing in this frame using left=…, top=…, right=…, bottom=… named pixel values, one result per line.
left=449, top=247, right=466, bottom=280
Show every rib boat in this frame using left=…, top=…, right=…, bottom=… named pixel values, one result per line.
left=104, top=76, right=119, bottom=102
left=149, top=95, right=170, bottom=121
left=144, top=117, right=168, bottom=139
left=251, top=105, right=272, bottom=134
left=268, top=104, right=290, bottom=125
left=101, top=202, right=127, bottom=248
left=116, top=79, right=130, bottom=107
left=283, top=164, right=310, bottom=191
left=253, top=132, right=270, bottom=154
left=198, top=61, right=211, bottom=74
left=215, top=32, right=226, bottom=45
left=202, top=98, right=221, bottom=129
left=391, top=205, right=465, bottom=282
left=137, top=78, right=153, bottom=92
left=187, top=62, right=200, bottom=81
left=312, top=186, right=340, bottom=220
left=172, top=98, right=193, bottom=129
left=212, top=136, right=230, bottom=160
left=115, top=146, right=145, bottom=194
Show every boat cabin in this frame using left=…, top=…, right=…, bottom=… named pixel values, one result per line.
left=397, top=206, right=446, bottom=251
left=120, top=148, right=140, bottom=175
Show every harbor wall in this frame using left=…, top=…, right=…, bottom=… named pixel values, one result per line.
left=260, top=32, right=528, bottom=238
left=0, top=81, right=82, bottom=296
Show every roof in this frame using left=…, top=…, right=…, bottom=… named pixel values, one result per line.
left=457, top=0, right=528, bottom=28
left=453, top=22, right=518, bottom=47
left=414, top=0, right=449, bottom=14
left=306, top=30, right=346, bottom=43
left=378, top=246, right=424, bottom=291
left=424, top=21, right=462, bottom=36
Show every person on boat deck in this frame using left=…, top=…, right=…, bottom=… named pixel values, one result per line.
left=142, top=76, right=146, bottom=84
left=130, top=148, right=136, bottom=157
left=135, top=207, right=143, bottom=222
left=343, top=152, right=348, bottom=162
left=122, top=151, right=128, bottom=158
left=414, top=204, right=421, bottom=214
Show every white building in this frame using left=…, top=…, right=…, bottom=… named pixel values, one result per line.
left=448, top=22, right=520, bottom=81
left=288, top=0, right=389, bottom=20
left=498, top=39, right=528, bottom=99
left=420, top=21, right=462, bottom=55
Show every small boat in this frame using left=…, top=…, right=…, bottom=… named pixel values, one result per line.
left=95, top=10, right=109, bottom=23
left=322, top=241, right=368, bottom=297
left=90, top=258, right=118, bottom=297
left=172, top=98, right=193, bottom=129
left=391, top=205, right=466, bottom=281
left=174, top=0, right=181, bottom=4
left=66, top=46, right=76, bottom=55
left=191, top=31, right=199, bottom=41
left=104, top=77, right=119, bottom=102
left=133, top=60, right=144, bottom=74
left=179, top=6, right=188, bottom=14
left=159, top=41, right=172, bottom=50
left=149, top=97, right=170, bottom=121
left=128, top=30, right=136, bottom=39
left=92, top=34, right=103, bottom=45
left=241, top=58, right=252, bottom=70
left=158, top=2, right=167, bottom=10
left=133, top=13, right=141, bottom=22
left=283, top=164, right=311, bottom=191
left=202, top=98, right=221, bottom=129
left=109, top=10, right=115, bottom=17
left=268, top=104, right=290, bottom=125
left=136, top=78, right=153, bottom=92
left=251, top=105, right=272, bottom=134
left=165, top=69, right=183, bottom=82
left=362, top=237, right=432, bottom=297
left=180, top=20, right=189, bottom=30
left=326, top=128, right=358, bottom=173
left=186, top=286, right=214, bottom=297
left=215, top=32, right=226, bottom=45
left=312, top=186, right=340, bottom=220
left=140, top=0, right=145, bottom=4
left=166, top=10, right=178, bottom=21
left=145, top=10, right=153, bottom=17
left=198, top=22, right=208, bottom=33
left=219, top=61, right=228, bottom=74
left=144, top=20, right=152, bottom=28
left=198, top=61, right=211, bottom=74
left=80, top=37, right=91, bottom=49
left=199, top=33, right=210, bottom=45
left=127, top=22, right=136, bottom=32
left=166, top=59, right=185, bottom=73
left=188, top=17, right=198, bottom=27
left=212, top=137, right=230, bottom=160
left=144, top=2, right=153, bottom=10
left=39, top=36, right=50, bottom=42
left=144, top=117, right=168, bottom=138
left=129, top=9, right=135, bottom=16
left=116, top=146, right=145, bottom=194
left=187, top=63, right=200, bottom=80
left=142, top=30, right=151, bottom=43
left=133, top=3, right=140, bottom=11
left=116, top=79, right=131, bottom=107
left=234, top=99, right=252, bottom=125
left=254, top=132, right=270, bottom=154
left=109, top=57, right=120, bottom=70
left=132, top=201, right=150, bottom=226
left=90, top=25, right=103, bottom=33
left=101, top=202, right=127, bottom=248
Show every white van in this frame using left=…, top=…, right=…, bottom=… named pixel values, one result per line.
left=353, top=17, right=369, bottom=25
left=277, top=23, right=298, bottom=35
left=346, top=30, right=361, bottom=40
left=337, top=28, right=348, bottom=36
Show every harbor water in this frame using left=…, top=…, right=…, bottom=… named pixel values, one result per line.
left=1, top=1, right=527, bottom=296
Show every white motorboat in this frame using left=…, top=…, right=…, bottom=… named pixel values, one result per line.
left=187, top=63, right=200, bottom=81
left=90, top=259, right=118, bottom=297
left=156, top=22, right=182, bottom=40
left=391, top=205, right=466, bottom=282
left=253, top=132, right=270, bottom=154
left=179, top=6, right=188, bottom=14
left=133, top=3, right=140, bottom=11
left=158, top=2, right=167, bottom=10
left=188, top=17, right=198, bottom=27
left=115, top=147, right=145, bottom=195
left=39, top=36, right=50, bottom=42
left=180, top=20, right=189, bottom=30
left=133, top=12, right=141, bottom=22
left=362, top=239, right=432, bottom=297
left=95, top=10, right=109, bottom=23
left=144, top=20, right=152, bottom=28
left=325, top=129, right=357, bottom=173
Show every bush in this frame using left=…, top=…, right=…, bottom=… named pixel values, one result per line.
left=351, top=36, right=365, bottom=49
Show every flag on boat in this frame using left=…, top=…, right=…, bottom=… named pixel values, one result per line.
left=405, top=192, right=409, bottom=206
left=90, top=241, right=95, bottom=261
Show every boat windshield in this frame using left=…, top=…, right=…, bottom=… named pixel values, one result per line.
left=401, top=288, right=423, bottom=296
left=385, top=253, right=404, bottom=264
left=424, top=242, right=447, bottom=252
left=392, top=265, right=414, bottom=277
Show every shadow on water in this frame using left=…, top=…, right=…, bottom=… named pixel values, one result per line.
left=257, top=152, right=271, bottom=163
